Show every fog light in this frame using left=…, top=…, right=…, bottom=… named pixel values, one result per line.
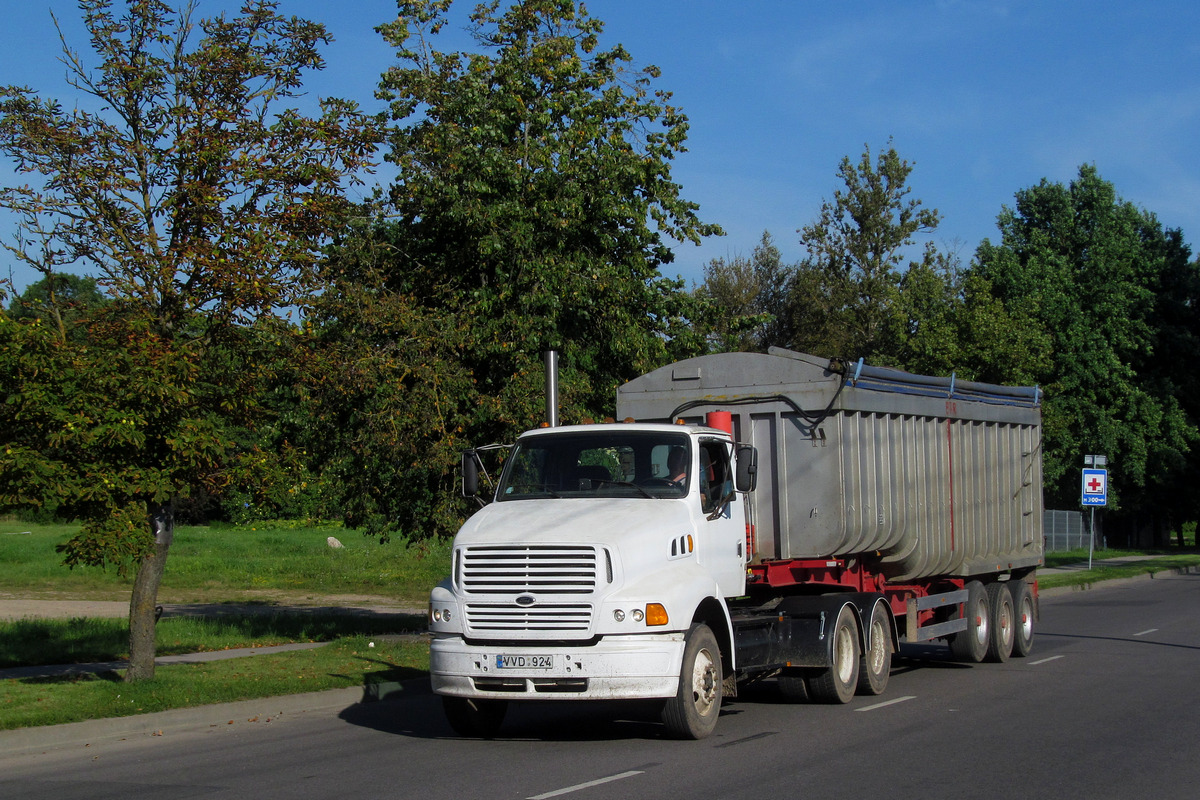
left=632, top=608, right=645, bottom=623
left=432, top=609, right=443, bottom=622
left=613, top=609, right=626, bottom=622
left=442, top=609, right=451, bottom=622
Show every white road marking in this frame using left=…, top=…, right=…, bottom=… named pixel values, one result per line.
left=1133, top=629, right=1158, bottom=637
left=1030, top=655, right=1064, bottom=665
left=855, top=695, right=916, bottom=712
left=528, top=770, right=645, bottom=799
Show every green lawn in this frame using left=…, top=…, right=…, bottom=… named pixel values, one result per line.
left=1, top=636, right=429, bottom=730
left=1, top=520, right=443, bottom=731
left=0, top=520, right=451, bottom=604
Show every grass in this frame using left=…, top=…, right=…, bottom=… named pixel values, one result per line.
left=0, top=520, right=452, bottom=603
left=1, top=636, right=429, bottom=731
left=0, top=611, right=427, bottom=669
left=1038, top=546, right=1200, bottom=590
left=1, top=519, right=445, bottom=731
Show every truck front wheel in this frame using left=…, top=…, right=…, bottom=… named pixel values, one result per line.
left=442, top=696, right=508, bottom=739
left=662, top=623, right=722, bottom=739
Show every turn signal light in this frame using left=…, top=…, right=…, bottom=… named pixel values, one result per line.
left=645, top=603, right=669, bottom=626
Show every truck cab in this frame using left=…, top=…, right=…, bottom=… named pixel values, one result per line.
left=428, top=422, right=755, bottom=738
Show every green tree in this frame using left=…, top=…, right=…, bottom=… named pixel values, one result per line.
left=974, top=165, right=1197, bottom=539
left=694, top=231, right=791, bottom=353
left=0, top=0, right=378, bottom=679
left=784, top=142, right=942, bottom=363
left=7, top=273, right=108, bottom=338
left=374, top=0, right=719, bottom=401
left=309, top=0, right=720, bottom=541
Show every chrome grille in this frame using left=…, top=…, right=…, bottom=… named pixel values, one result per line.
left=464, top=603, right=592, bottom=632
left=458, top=544, right=600, bottom=635
left=459, top=545, right=599, bottom=595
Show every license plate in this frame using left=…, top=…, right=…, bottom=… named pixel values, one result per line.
left=496, top=654, right=555, bottom=669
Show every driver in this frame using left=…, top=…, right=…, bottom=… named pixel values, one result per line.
left=667, top=446, right=688, bottom=485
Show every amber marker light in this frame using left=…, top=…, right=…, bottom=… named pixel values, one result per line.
left=645, top=603, right=669, bottom=626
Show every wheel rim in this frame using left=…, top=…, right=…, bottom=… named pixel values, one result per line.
left=973, top=598, right=989, bottom=647
left=834, top=625, right=856, bottom=684
left=690, top=645, right=719, bottom=716
left=868, top=617, right=888, bottom=674
left=1018, top=595, right=1034, bottom=642
left=999, top=599, right=1014, bottom=649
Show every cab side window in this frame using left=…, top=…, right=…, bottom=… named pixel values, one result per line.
left=698, top=440, right=732, bottom=515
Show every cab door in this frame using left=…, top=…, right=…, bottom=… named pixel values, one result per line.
left=695, top=438, right=746, bottom=598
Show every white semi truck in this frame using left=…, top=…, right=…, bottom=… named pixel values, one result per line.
left=428, top=348, right=1044, bottom=738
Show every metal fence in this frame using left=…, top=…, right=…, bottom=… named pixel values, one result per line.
left=1044, top=509, right=1092, bottom=551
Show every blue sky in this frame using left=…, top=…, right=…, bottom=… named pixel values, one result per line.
left=4, top=0, right=1198, bottom=294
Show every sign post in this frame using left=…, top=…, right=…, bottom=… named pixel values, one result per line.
left=1082, top=455, right=1108, bottom=569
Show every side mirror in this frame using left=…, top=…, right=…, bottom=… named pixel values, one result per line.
left=461, top=450, right=479, bottom=497
left=735, top=444, right=758, bottom=492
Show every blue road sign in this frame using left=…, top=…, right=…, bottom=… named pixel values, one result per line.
left=1082, top=468, right=1108, bottom=507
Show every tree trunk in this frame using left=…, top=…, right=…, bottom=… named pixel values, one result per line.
left=125, top=501, right=174, bottom=682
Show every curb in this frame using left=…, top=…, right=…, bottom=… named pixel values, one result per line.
left=0, top=678, right=431, bottom=758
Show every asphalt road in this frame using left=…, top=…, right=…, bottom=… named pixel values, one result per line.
left=3, top=571, right=1199, bottom=800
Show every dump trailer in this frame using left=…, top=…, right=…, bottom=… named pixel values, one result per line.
left=428, top=348, right=1044, bottom=739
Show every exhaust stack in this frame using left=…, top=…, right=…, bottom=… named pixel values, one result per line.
left=544, top=351, right=559, bottom=427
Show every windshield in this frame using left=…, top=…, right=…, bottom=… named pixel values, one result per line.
left=497, top=430, right=690, bottom=501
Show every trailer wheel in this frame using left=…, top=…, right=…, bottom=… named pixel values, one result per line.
left=1009, top=579, right=1035, bottom=657
left=985, top=582, right=1015, bottom=662
left=662, top=623, right=722, bottom=739
left=949, top=580, right=990, bottom=663
left=808, top=605, right=860, bottom=704
left=442, top=696, right=508, bottom=738
left=857, top=601, right=892, bottom=696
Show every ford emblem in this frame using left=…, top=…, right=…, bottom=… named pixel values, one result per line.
left=515, top=594, right=536, bottom=607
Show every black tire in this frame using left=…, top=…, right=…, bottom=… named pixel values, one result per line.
left=442, top=696, right=508, bottom=738
left=949, top=580, right=990, bottom=663
left=777, top=668, right=811, bottom=703
left=1009, top=579, right=1035, bottom=657
left=857, top=600, right=892, bottom=696
left=662, top=623, right=723, bottom=739
left=807, top=604, right=860, bottom=704
left=985, top=582, right=1015, bottom=663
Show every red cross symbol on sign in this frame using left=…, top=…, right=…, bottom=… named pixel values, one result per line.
left=1087, top=476, right=1103, bottom=492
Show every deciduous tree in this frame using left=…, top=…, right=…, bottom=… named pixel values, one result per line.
left=310, top=0, right=720, bottom=541
left=784, top=141, right=942, bottom=363
left=694, top=231, right=791, bottom=353
left=974, top=165, right=1197, bottom=539
left=0, top=0, right=378, bottom=679
left=373, top=0, right=719, bottom=406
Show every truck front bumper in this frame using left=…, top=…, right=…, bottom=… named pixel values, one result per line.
left=430, top=632, right=686, bottom=700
